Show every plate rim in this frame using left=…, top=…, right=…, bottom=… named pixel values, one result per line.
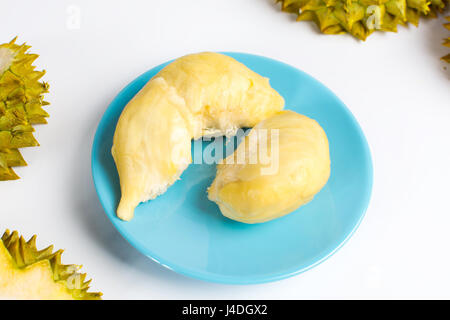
left=91, top=52, right=374, bottom=285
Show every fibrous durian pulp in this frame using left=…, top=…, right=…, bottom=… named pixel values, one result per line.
left=0, top=230, right=102, bottom=300
left=112, top=52, right=284, bottom=221
left=278, top=0, right=448, bottom=40
left=443, top=16, right=450, bottom=63
left=0, top=37, right=49, bottom=180
left=208, top=110, right=330, bottom=224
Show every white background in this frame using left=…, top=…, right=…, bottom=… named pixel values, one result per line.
left=1, top=0, right=450, bottom=299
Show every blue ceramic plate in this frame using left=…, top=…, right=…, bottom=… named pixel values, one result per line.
left=92, top=53, right=373, bottom=284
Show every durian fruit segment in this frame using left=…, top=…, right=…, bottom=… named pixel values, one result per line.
left=0, top=230, right=102, bottom=300
left=208, top=110, right=330, bottom=224
left=112, top=52, right=284, bottom=221
left=443, top=16, right=450, bottom=63
left=277, top=0, right=448, bottom=40
left=0, top=37, right=50, bottom=180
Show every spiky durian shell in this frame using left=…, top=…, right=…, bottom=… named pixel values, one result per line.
left=0, top=149, right=26, bottom=180
left=0, top=37, right=49, bottom=180
left=443, top=16, right=450, bottom=63
left=277, top=0, right=448, bottom=40
left=0, top=230, right=102, bottom=300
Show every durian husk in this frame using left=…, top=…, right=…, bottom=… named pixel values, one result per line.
left=0, top=37, right=50, bottom=180
left=277, top=0, right=448, bottom=40
left=442, top=16, right=450, bottom=63
left=0, top=230, right=102, bottom=300
left=0, top=148, right=26, bottom=180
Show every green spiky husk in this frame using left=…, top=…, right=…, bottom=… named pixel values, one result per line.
left=277, top=0, right=448, bottom=40
left=1, top=230, right=102, bottom=300
left=443, top=16, right=450, bottom=62
left=0, top=149, right=26, bottom=180
left=0, top=37, right=50, bottom=180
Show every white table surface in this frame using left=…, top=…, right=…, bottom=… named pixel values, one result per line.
left=1, top=0, right=450, bottom=299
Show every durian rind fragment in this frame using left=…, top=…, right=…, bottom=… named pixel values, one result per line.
left=0, top=230, right=102, bottom=300
left=0, top=37, right=50, bottom=180
left=278, top=0, right=448, bottom=40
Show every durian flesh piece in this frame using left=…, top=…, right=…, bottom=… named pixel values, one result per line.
left=278, top=0, right=448, bottom=40
left=112, top=52, right=284, bottom=221
left=0, top=37, right=49, bottom=180
left=208, top=110, right=330, bottom=224
left=0, top=230, right=102, bottom=300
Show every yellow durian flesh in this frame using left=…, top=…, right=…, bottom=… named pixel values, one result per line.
left=112, top=52, right=284, bottom=221
left=208, top=111, right=330, bottom=224
left=112, top=78, right=192, bottom=220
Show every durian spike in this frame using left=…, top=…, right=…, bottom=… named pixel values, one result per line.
left=443, top=16, right=450, bottom=62
left=0, top=166, right=19, bottom=180
left=0, top=148, right=26, bottom=166
left=0, top=151, right=21, bottom=179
